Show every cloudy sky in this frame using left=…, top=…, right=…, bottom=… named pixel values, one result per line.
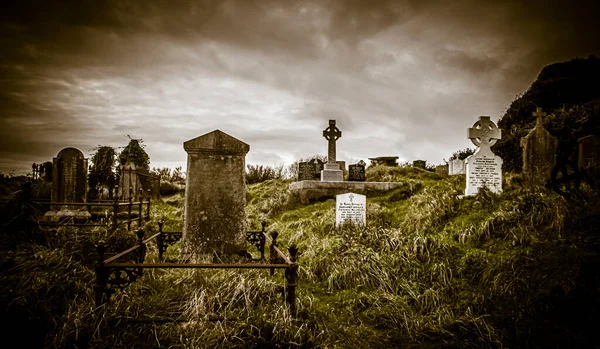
left=1, top=0, right=599, bottom=175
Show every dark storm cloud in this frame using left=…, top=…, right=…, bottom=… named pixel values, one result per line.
left=1, top=0, right=600, bottom=173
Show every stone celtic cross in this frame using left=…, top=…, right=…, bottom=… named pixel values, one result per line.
left=323, top=119, right=342, bottom=163
left=468, top=116, right=501, bottom=148
left=533, top=107, right=546, bottom=126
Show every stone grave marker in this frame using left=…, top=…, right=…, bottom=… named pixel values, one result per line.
left=465, top=116, right=503, bottom=196
left=119, top=161, right=139, bottom=199
left=448, top=158, right=465, bottom=175
left=321, top=120, right=344, bottom=181
left=348, top=160, right=366, bottom=181
left=183, top=130, right=249, bottom=258
left=412, top=160, right=426, bottom=169
left=335, top=192, right=366, bottom=227
left=51, top=147, right=88, bottom=205
left=297, top=161, right=314, bottom=181
left=435, top=164, right=449, bottom=177
left=520, top=108, right=558, bottom=186
left=578, top=135, right=600, bottom=170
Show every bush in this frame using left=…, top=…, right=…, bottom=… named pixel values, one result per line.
left=159, top=180, right=183, bottom=196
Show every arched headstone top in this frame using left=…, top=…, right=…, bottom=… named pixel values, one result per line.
left=57, top=147, right=84, bottom=159
left=184, top=130, right=249, bottom=155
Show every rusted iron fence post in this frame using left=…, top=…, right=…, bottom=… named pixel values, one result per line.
left=146, top=189, right=151, bottom=221
left=138, top=188, right=143, bottom=226
left=112, top=185, right=119, bottom=231
left=285, top=245, right=299, bottom=314
left=128, top=187, right=133, bottom=231
left=157, top=219, right=165, bottom=262
left=269, top=231, right=278, bottom=276
left=94, top=243, right=109, bottom=308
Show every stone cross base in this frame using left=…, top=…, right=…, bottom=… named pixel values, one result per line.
left=321, top=163, right=343, bottom=181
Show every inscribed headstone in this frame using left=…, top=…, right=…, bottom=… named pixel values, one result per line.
left=348, top=160, right=366, bottom=181
left=578, top=135, right=600, bottom=170
left=448, top=159, right=465, bottom=175
left=465, top=116, right=503, bottom=196
left=321, top=120, right=343, bottom=181
left=51, top=147, right=88, bottom=205
left=183, top=130, right=249, bottom=258
left=335, top=192, right=366, bottom=227
left=520, top=108, right=558, bottom=186
left=297, top=161, right=315, bottom=181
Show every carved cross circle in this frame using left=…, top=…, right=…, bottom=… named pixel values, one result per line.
left=468, top=116, right=501, bottom=147
left=349, top=194, right=354, bottom=202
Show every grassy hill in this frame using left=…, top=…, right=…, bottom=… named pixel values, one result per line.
left=1, top=166, right=599, bottom=348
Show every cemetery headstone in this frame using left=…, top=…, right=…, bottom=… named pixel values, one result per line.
left=321, top=120, right=343, bottom=181
left=348, top=160, right=366, bottom=181
left=578, top=135, right=600, bottom=170
left=335, top=192, right=366, bottom=227
left=297, top=158, right=324, bottom=181
left=183, top=130, right=250, bottom=258
left=435, top=164, right=449, bottom=177
left=520, top=108, right=558, bottom=186
left=412, top=160, right=426, bottom=169
left=51, top=147, right=88, bottom=206
left=448, top=158, right=465, bottom=175
left=465, top=116, right=503, bottom=196
left=119, top=161, right=139, bottom=199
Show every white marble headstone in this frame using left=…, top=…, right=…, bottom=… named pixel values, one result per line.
left=465, top=116, right=503, bottom=196
left=448, top=158, right=465, bottom=175
left=336, top=192, right=366, bottom=227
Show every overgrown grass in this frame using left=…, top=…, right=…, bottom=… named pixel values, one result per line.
left=1, top=168, right=599, bottom=348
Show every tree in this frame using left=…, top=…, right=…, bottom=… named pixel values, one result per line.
left=448, top=148, right=475, bottom=161
left=119, top=136, right=150, bottom=171
left=89, top=146, right=117, bottom=200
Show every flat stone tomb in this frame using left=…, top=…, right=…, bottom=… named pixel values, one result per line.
left=336, top=192, right=366, bottom=227
left=465, top=116, right=503, bottom=196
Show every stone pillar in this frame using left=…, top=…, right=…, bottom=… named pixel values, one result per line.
left=520, top=108, right=558, bottom=186
left=182, top=130, right=250, bottom=258
left=118, top=161, right=138, bottom=200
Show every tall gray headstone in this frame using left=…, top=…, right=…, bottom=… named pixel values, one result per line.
left=520, top=108, right=558, bottom=186
left=183, top=130, right=250, bottom=258
left=51, top=147, right=88, bottom=206
left=321, top=120, right=343, bottom=181
left=465, top=116, right=503, bottom=196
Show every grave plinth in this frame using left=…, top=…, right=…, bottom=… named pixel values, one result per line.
left=183, top=130, right=249, bottom=258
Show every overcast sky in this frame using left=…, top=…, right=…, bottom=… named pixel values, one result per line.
left=1, top=0, right=599, bottom=175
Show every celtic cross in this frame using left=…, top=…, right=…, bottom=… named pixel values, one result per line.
left=323, top=120, right=342, bottom=163
left=533, top=107, right=546, bottom=127
left=467, top=116, right=501, bottom=148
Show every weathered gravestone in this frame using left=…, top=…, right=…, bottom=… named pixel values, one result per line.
left=321, top=120, right=343, bottom=181
left=183, top=130, right=249, bottom=258
left=336, top=192, right=366, bottom=227
left=51, top=147, right=88, bottom=205
left=578, top=135, right=600, bottom=170
left=435, top=164, right=449, bottom=177
left=297, top=158, right=324, bottom=181
left=520, top=108, right=558, bottom=186
left=348, top=160, right=366, bottom=181
left=118, top=161, right=139, bottom=199
left=448, top=158, right=465, bottom=175
left=465, top=116, right=503, bottom=196
left=412, top=160, right=426, bottom=169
